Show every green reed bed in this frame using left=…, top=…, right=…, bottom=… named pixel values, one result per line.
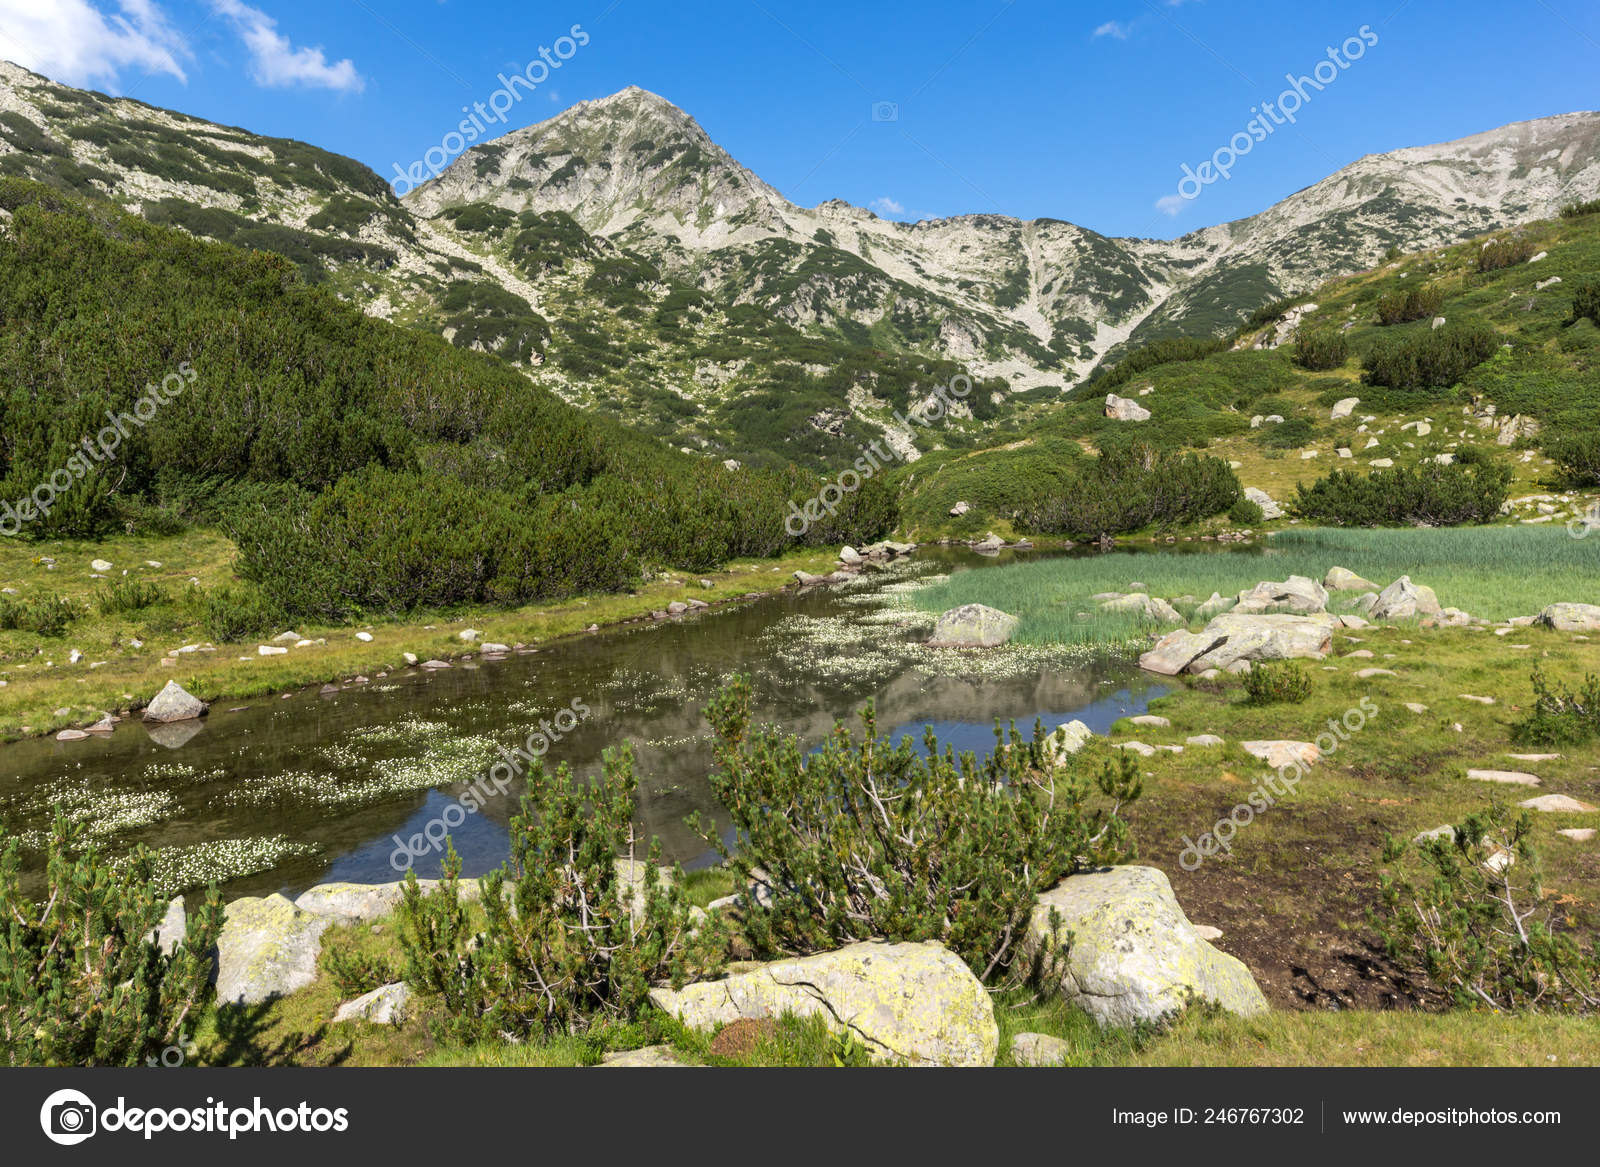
left=912, top=527, right=1599, bottom=645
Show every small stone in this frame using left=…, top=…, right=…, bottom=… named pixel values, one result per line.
left=1519, top=795, right=1596, bottom=813
left=355, top=631, right=373, bottom=642
left=1466, top=769, right=1541, bottom=787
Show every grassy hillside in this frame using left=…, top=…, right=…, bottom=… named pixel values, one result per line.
left=0, top=178, right=888, bottom=630
left=892, top=204, right=1600, bottom=540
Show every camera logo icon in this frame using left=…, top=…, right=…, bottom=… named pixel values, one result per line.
left=871, top=100, right=899, bottom=122
left=40, top=1089, right=97, bottom=1145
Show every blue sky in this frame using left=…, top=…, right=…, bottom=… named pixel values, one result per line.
left=3, top=0, right=1596, bottom=239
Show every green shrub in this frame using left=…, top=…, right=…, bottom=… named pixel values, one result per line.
left=1362, top=319, right=1500, bottom=391
left=1293, top=327, right=1349, bottom=369
left=1511, top=667, right=1600, bottom=747
left=1560, top=199, right=1600, bottom=219
left=1292, top=459, right=1511, bottom=527
left=396, top=749, right=716, bottom=1044
left=1375, top=284, right=1444, bottom=326
left=1228, top=497, right=1265, bottom=525
left=1375, top=803, right=1600, bottom=1012
left=1545, top=429, right=1600, bottom=486
left=197, top=583, right=285, bottom=644
left=1569, top=277, right=1600, bottom=328
left=693, top=677, right=1142, bottom=982
left=0, top=817, right=224, bottom=1066
left=1243, top=660, right=1313, bottom=705
left=1261, top=416, right=1315, bottom=449
left=1477, top=236, right=1536, bottom=273
left=0, top=593, right=77, bottom=637
left=317, top=934, right=399, bottom=998
left=1019, top=443, right=1241, bottom=540
left=95, top=579, right=168, bottom=616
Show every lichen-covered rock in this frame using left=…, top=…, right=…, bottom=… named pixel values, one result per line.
left=1244, top=487, right=1283, bottom=519
left=1042, top=720, right=1093, bottom=767
left=1011, top=1032, right=1071, bottom=1066
left=143, top=679, right=206, bottom=723
left=148, top=896, right=186, bottom=956
left=1324, top=566, right=1378, bottom=592
left=1231, top=575, right=1328, bottom=615
left=1104, top=393, right=1151, bottom=421
left=1100, top=593, right=1184, bottom=624
left=214, top=894, right=329, bottom=1006
left=1370, top=576, right=1441, bottom=620
left=1023, top=866, right=1268, bottom=1028
left=927, top=603, right=1019, bottom=648
left=1184, top=612, right=1336, bottom=673
left=333, top=982, right=411, bottom=1025
left=1537, top=603, right=1600, bottom=633
left=294, top=882, right=409, bottom=924
left=648, top=940, right=997, bottom=1066
left=1139, top=629, right=1225, bottom=675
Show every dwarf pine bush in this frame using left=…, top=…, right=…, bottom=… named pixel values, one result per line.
left=1511, top=667, right=1600, bottom=747
left=694, top=677, right=1142, bottom=982
left=1292, top=457, right=1510, bottom=527
left=0, top=817, right=223, bottom=1066
left=1375, top=804, right=1600, bottom=1012
left=396, top=749, right=717, bottom=1044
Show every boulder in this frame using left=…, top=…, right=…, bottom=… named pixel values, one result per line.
left=1184, top=613, right=1337, bottom=673
left=1330, top=397, right=1360, bottom=420
left=214, top=894, right=330, bottom=1006
left=648, top=940, right=997, bottom=1066
left=949, top=501, right=970, bottom=516
left=1104, top=394, right=1151, bottom=422
left=839, top=545, right=863, bottom=565
left=149, top=896, right=186, bottom=956
left=1370, top=576, right=1441, bottom=620
left=927, top=603, right=1019, bottom=648
left=972, top=532, right=1005, bottom=553
left=333, top=982, right=411, bottom=1025
left=1011, top=1032, right=1071, bottom=1067
left=1536, top=603, right=1600, bottom=633
left=1193, top=592, right=1233, bottom=620
left=142, top=680, right=206, bottom=724
left=1139, top=627, right=1222, bottom=672
left=91, top=558, right=113, bottom=572
left=1244, top=487, right=1283, bottom=520
left=1099, top=593, right=1184, bottom=624
left=294, top=882, right=408, bottom=923
left=1324, top=566, right=1378, bottom=592
left=1022, top=867, right=1268, bottom=1028
left=1231, top=575, right=1328, bottom=615
left=1042, top=720, right=1094, bottom=767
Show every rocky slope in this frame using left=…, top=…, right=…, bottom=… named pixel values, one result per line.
left=3, top=59, right=1596, bottom=468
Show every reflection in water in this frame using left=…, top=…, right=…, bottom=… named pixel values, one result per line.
left=0, top=548, right=1164, bottom=899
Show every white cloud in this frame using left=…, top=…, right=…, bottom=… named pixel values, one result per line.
left=0, top=0, right=190, bottom=89
left=1155, top=193, right=1189, bottom=216
left=869, top=196, right=905, bottom=216
left=210, top=0, right=363, bottom=92
left=1092, top=20, right=1131, bottom=39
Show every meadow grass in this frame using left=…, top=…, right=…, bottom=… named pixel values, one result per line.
left=912, top=527, right=1599, bottom=645
left=0, top=526, right=836, bottom=740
